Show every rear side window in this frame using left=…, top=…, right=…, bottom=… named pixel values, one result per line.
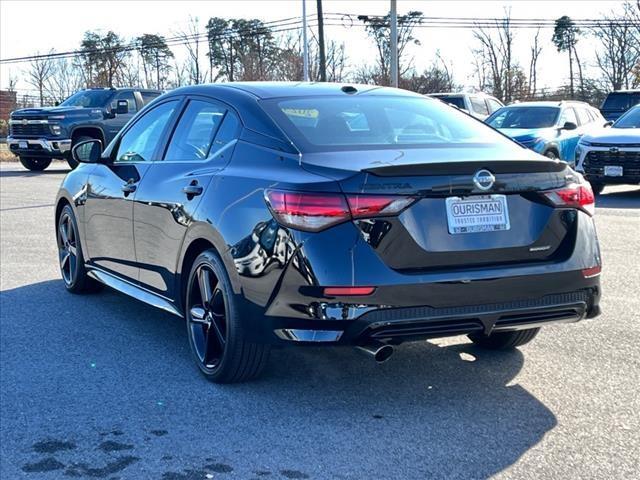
left=602, top=93, right=640, bottom=111
left=141, top=92, right=161, bottom=105
left=264, top=95, right=516, bottom=152
left=487, top=98, right=502, bottom=113
left=433, top=96, right=466, bottom=110
left=211, top=110, right=241, bottom=150
left=470, top=96, right=489, bottom=115
left=164, top=100, right=226, bottom=161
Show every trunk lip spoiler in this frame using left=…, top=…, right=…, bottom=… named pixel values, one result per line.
left=362, top=159, right=567, bottom=177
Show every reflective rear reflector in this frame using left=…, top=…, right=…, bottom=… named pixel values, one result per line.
left=582, top=266, right=601, bottom=278
left=324, top=286, right=376, bottom=296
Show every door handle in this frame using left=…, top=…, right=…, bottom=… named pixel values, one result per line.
left=182, top=182, right=203, bottom=197
left=121, top=182, right=137, bottom=195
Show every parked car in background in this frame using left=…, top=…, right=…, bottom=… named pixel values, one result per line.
left=57, top=82, right=601, bottom=383
left=485, top=101, right=606, bottom=165
left=8, top=87, right=161, bottom=171
left=427, top=92, right=503, bottom=119
left=575, top=104, right=640, bottom=194
left=600, top=90, right=640, bottom=122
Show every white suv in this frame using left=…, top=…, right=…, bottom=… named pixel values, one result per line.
left=428, top=92, right=503, bottom=120
left=575, top=104, right=640, bottom=194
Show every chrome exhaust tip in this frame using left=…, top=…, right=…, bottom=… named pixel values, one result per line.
left=355, top=341, right=394, bottom=363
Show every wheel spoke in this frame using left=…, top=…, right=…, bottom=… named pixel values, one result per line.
left=189, top=306, right=209, bottom=324
left=210, top=312, right=226, bottom=346
left=197, top=267, right=213, bottom=306
left=60, top=250, right=70, bottom=269
left=67, top=244, right=77, bottom=256
left=59, top=220, right=69, bottom=245
left=203, top=324, right=223, bottom=366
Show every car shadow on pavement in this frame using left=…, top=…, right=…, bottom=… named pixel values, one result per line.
left=596, top=187, right=640, bottom=209
left=1, top=279, right=556, bottom=480
left=0, top=167, right=70, bottom=178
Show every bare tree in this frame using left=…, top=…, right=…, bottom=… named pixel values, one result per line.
left=25, top=51, right=55, bottom=106
left=45, top=58, right=85, bottom=103
left=592, top=2, right=640, bottom=90
left=179, top=16, right=205, bottom=84
left=528, top=28, right=542, bottom=98
left=472, top=9, right=515, bottom=102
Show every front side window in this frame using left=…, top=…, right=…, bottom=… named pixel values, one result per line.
left=559, top=107, right=578, bottom=126
left=470, top=96, right=489, bottom=115
left=602, top=93, right=640, bottom=111
left=141, top=92, right=161, bottom=105
left=264, top=95, right=514, bottom=152
left=111, top=91, right=137, bottom=113
left=487, top=107, right=560, bottom=129
left=613, top=106, right=640, bottom=128
left=164, top=100, right=226, bottom=161
left=115, top=100, right=178, bottom=163
left=575, top=107, right=592, bottom=126
left=487, top=98, right=503, bottom=113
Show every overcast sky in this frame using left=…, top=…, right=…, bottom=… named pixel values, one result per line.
left=0, top=0, right=628, bottom=93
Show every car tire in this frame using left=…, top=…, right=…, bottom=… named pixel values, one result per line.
left=543, top=150, right=559, bottom=160
left=468, top=328, right=540, bottom=350
left=67, top=135, right=94, bottom=170
left=19, top=156, right=52, bottom=171
left=57, top=204, right=102, bottom=294
left=590, top=182, right=605, bottom=195
left=185, top=249, right=270, bottom=383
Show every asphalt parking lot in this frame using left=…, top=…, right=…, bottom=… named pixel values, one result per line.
left=1, top=161, right=639, bottom=479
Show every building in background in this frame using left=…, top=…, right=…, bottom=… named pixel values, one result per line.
left=0, top=90, right=17, bottom=138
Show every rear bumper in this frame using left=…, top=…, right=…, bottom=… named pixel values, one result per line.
left=7, top=136, right=71, bottom=158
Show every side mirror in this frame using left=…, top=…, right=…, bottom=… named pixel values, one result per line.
left=72, top=139, right=103, bottom=164
left=604, top=120, right=614, bottom=128
left=54, top=101, right=60, bottom=107
left=116, top=99, right=129, bottom=115
left=561, top=121, right=577, bottom=131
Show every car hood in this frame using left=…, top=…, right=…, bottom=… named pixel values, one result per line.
left=499, top=128, right=557, bottom=142
left=11, top=106, right=97, bottom=117
left=582, top=127, right=640, bottom=144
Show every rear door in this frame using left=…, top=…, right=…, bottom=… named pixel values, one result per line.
left=557, top=107, right=581, bottom=161
left=133, top=97, right=242, bottom=298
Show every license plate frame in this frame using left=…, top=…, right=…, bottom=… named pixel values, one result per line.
left=445, top=195, right=510, bottom=234
left=18, top=141, right=28, bottom=149
left=604, top=165, right=623, bottom=177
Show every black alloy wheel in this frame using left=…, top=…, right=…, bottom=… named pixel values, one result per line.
left=57, top=204, right=101, bottom=293
left=19, top=156, right=52, bottom=171
left=58, top=210, right=79, bottom=286
left=186, top=250, right=270, bottom=383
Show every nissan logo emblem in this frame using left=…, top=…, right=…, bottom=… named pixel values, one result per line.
left=473, top=169, right=495, bottom=191
left=609, top=147, right=619, bottom=153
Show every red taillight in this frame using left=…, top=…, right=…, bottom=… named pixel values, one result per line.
left=266, top=190, right=415, bottom=232
left=543, top=183, right=595, bottom=216
left=324, top=286, right=376, bottom=296
left=582, top=265, right=601, bottom=278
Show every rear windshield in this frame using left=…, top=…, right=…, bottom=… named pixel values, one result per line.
left=263, top=95, right=514, bottom=152
left=431, top=95, right=466, bottom=110
left=486, top=106, right=560, bottom=129
left=613, top=106, right=640, bottom=128
left=60, top=90, right=114, bottom=108
left=602, top=92, right=640, bottom=111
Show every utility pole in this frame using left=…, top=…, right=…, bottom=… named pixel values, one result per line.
left=302, top=0, right=310, bottom=81
left=390, top=0, right=398, bottom=87
left=317, top=0, right=327, bottom=82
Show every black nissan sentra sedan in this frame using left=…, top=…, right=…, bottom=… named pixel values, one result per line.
left=56, top=82, right=602, bottom=383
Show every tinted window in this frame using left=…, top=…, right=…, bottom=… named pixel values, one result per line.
left=613, top=106, right=640, bottom=128
left=212, top=111, right=241, bottom=149
left=164, top=100, right=226, bottom=161
left=432, top=95, right=466, bottom=110
left=487, top=98, right=502, bottom=113
left=264, top=96, right=515, bottom=152
left=602, top=92, right=640, bottom=111
left=115, top=100, right=178, bottom=162
left=111, top=91, right=137, bottom=113
left=559, top=107, right=578, bottom=126
left=141, top=92, right=161, bottom=105
left=470, top=96, right=489, bottom=115
left=487, top=107, right=560, bottom=129
left=60, top=90, right=114, bottom=108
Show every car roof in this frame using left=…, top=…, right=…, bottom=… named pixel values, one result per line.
left=166, top=82, right=423, bottom=100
